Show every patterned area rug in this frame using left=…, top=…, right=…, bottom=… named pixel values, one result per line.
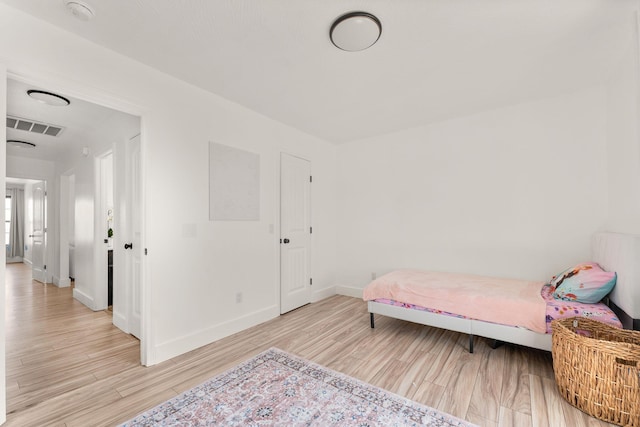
left=120, top=347, right=476, bottom=426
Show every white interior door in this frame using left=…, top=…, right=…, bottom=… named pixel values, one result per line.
left=280, top=153, right=311, bottom=314
left=127, top=135, right=142, bottom=339
left=31, top=181, right=47, bottom=283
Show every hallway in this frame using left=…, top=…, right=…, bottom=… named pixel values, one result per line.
left=5, top=263, right=140, bottom=420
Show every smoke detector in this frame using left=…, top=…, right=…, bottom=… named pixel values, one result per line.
left=64, top=1, right=95, bottom=21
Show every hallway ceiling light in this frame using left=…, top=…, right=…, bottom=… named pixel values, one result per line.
left=7, top=140, right=36, bottom=149
left=64, top=0, right=96, bottom=21
left=27, top=89, right=71, bottom=107
left=330, top=12, right=382, bottom=52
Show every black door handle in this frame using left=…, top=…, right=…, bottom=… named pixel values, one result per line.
left=124, top=243, right=133, bottom=249
left=283, top=238, right=290, bottom=244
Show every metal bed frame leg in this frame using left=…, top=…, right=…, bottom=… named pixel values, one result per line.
left=370, top=313, right=375, bottom=329
left=489, top=339, right=504, bottom=350
left=469, top=334, right=474, bottom=353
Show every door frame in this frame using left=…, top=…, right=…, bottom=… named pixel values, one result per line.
left=4, top=71, right=150, bottom=367
left=5, top=174, right=53, bottom=279
left=58, top=173, right=73, bottom=288
left=95, top=149, right=114, bottom=311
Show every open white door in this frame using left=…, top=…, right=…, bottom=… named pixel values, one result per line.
left=126, top=135, right=142, bottom=339
left=280, top=153, right=311, bottom=314
left=31, top=181, right=47, bottom=283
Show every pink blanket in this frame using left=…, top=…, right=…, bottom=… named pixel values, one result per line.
left=363, top=269, right=547, bottom=333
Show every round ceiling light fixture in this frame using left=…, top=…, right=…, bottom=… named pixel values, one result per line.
left=330, top=12, right=382, bottom=52
left=7, top=140, right=36, bottom=149
left=27, top=89, right=71, bottom=107
left=64, top=0, right=96, bottom=21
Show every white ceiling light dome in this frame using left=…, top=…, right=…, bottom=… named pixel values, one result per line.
left=27, top=90, right=71, bottom=107
left=7, top=140, right=36, bottom=149
left=64, top=0, right=96, bottom=21
left=330, top=12, right=382, bottom=52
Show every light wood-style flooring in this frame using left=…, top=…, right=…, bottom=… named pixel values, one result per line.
left=5, top=262, right=615, bottom=426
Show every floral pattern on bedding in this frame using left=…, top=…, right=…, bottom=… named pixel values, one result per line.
left=542, top=284, right=621, bottom=333
left=373, top=284, right=621, bottom=334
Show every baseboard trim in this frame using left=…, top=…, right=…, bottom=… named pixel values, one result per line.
left=53, top=275, right=71, bottom=288
left=22, top=259, right=32, bottom=266
left=311, top=285, right=336, bottom=302
left=112, top=310, right=128, bottom=334
left=73, top=288, right=96, bottom=311
left=153, top=305, right=280, bottom=364
left=335, top=285, right=363, bottom=299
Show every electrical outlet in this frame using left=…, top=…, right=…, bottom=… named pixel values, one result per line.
left=235, top=292, right=243, bottom=303
left=371, top=272, right=377, bottom=280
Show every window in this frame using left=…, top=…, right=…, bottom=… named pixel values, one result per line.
left=5, top=195, right=11, bottom=246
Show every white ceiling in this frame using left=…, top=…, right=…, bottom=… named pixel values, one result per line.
left=6, top=78, right=139, bottom=162
left=1, top=0, right=639, bottom=144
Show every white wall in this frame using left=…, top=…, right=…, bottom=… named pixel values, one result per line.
left=336, top=87, right=610, bottom=291
left=605, top=22, right=640, bottom=234
left=0, top=4, right=337, bottom=368
left=145, top=98, right=337, bottom=362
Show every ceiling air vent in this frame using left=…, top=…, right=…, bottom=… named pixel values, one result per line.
left=6, top=115, right=65, bottom=137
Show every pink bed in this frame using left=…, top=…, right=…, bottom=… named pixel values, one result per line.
left=363, top=269, right=621, bottom=352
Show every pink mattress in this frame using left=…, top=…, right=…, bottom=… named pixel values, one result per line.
left=372, top=284, right=621, bottom=334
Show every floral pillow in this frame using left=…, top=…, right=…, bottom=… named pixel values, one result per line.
left=550, top=262, right=616, bottom=303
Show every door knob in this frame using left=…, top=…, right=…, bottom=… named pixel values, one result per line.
left=283, top=238, right=290, bottom=244
left=124, top=243, right=133, bottom=249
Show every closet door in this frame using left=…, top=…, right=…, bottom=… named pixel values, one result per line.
left=280, top=153, right=311, bottom=314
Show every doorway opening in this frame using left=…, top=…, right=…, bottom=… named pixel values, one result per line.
left=5, top=76, right=144, bottom=365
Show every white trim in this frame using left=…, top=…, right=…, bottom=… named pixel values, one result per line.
left=22, top=258, right=32, bottom=266
left=53, top=275, right=71, bottom=288
left=154, top=306, right=279, bottom=363
left=112, top=310, right=128, bottom=334
left=72, top=287, right=96, bottom=311
left=335, top=285, right=363, bottom=299
left=58, top=174, right=71, bottom=292
left=311, top=285, right=336, bottom=302
left=93, top=151, right=113, bottom=311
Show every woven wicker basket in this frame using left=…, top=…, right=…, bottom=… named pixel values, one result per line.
left=551, top=317, right=640, bottom=426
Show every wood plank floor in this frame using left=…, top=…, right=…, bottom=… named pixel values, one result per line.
left=4, top=262, right=615, bottom=426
